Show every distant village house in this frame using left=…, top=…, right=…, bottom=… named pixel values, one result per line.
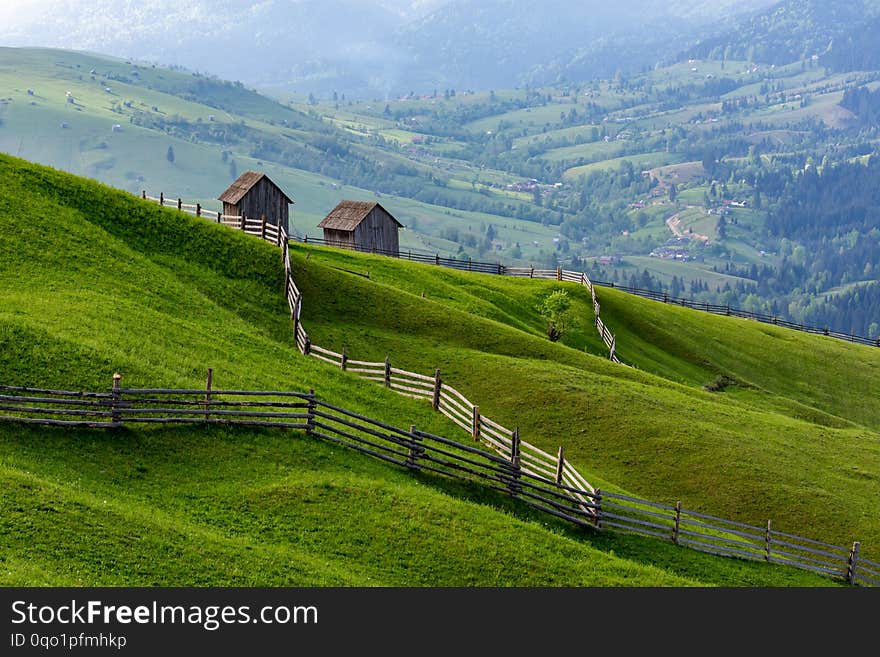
left=318, top=201, right=402, bottom=255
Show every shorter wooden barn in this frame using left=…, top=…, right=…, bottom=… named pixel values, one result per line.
left=318, top=201, right=402, bottom=255
left=218, top=171, right=293, bottom=233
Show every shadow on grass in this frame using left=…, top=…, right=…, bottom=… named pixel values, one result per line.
left=0, top=422, right=845, bottom=588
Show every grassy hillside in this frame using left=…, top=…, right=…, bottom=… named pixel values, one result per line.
left=285, top=243, right=880, bottom=562
left=1, top=153, right=844, bottom=587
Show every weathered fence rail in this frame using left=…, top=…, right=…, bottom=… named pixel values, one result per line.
left=0, top=380, right=872, bottom=587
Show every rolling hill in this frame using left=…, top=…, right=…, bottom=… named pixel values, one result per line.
left=3, top=44, right=880, bottom=346
left=287, top=242, right=880, bottom=558
left=0, top=46, right=570, bottom=265
left=1, top=153, right=876, bottom=586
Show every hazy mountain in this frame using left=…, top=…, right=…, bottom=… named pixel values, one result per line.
left=685, top=0, right=880, bottom=67
left=0, top=0, right=780, bottom=96
left=0, top=1, right=423, bottom=88
left=390, top=0, right=780, bottom=90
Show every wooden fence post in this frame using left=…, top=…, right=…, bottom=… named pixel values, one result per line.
left=472, top=405, right=480, bottom=441
left=407, top=425, right=422, bottom=469
left=593, top=488, right=602, bottom=528
left=141, top=190, right=146, bottom=200
left=341, top=346, right=348, bottom=371
left=306, top=388, right=316, bottom=434
left=609, top=334, right=616, bottom=362
left=509, top=427, right=521, bottom=497
left=384, top=356, right=391, bottom=387
left=196, top=203, right=201, bottom=217
left=216, top=211, right=221, bottom=224
left=240, top=214, right=246, bottom=232
left=435, top=254, right=440, bottom=266
left=177, top=198, right=182, bottom=211
left=555, top=446, right=564, bottom=484
left=303, top=335, right=311, bottom=355
left=765, top=520, right=772, bottom=561
left=159, top=192, right=164, bottom=206
left=203, top=368, right=213, bottom=421
left=672, top=501, right=682, bottom=545
left=276, top=223, right=282, bottom=247
left=847, top=541, right=861, bottom=585
left=432, top=369, right=441, bottom=411
left=111, top=373, right=122, bottom=426
left=261, top=213, right=267, bottom=240
left=556, top=266, right=562, bottom=281
left=529, top=266, right=534, bottom=279
left=468, top=257, right=472, bottom=271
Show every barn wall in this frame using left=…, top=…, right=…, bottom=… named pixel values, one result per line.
left=351, top=207, right=399, bottom=255
left=322, top=229, right=357, bottom=249
left=235, top=179, right=290, bottom=232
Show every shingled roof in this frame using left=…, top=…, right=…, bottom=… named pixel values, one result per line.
left=318, top=200, right=403, bottom=231
left=218, top=171, right=294, bottom=205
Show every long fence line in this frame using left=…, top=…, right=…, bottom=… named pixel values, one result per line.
left=140, top=191, right=623, bottom=364
left=0, top=380, right=875, bottom=587
left=589, top=281, right=880, bottom=348
left=139, top=191, right=619, bottom=510
left=278, top=230, right=597, bottom=514
left=131, top=191, right=879, bottom=585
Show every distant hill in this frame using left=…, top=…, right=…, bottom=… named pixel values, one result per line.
left=393, top=0, right=779, bottom=90
left=0, top=0, right=777, bottom=97
left=685, top=0, right=880, bottom=69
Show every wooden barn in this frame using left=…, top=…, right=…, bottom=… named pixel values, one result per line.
left=318, top=201, right=402, bottom=255
left=218, top=171, right=293, bottom=233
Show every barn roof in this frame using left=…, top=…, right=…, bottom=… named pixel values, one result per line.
left=218, top=171, right=294, bottom=205
left=318, top=200, right=403, bottom=232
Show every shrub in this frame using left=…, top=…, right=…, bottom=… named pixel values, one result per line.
left=538, top=289, right=573, bottom=342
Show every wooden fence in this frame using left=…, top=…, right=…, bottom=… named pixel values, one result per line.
left=295, top=235, right=507, bottom=274
left=138, top=190, right=610, bottom=506
left=290, top=235, right=621, bottom=363
left=130, top=191, right=880, bottom=586
left=590, top=281, right=880, bottom=348
left=142, top=192, right=286, bottom=247
left=290, top=233, right=880, bottom=350
left=0, top=380, right=875, bottom=587
left=140, top=191, right=622, bottom=364
left=144, top=189, right=878, bottom=351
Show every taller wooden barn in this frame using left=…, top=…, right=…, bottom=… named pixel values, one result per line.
left=218, top=171, right=293, bottom=233
left=318, top=201, right=402, bottom=255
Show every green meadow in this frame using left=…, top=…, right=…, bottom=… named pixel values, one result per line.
left=0, top=153, right=872, bottom=587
